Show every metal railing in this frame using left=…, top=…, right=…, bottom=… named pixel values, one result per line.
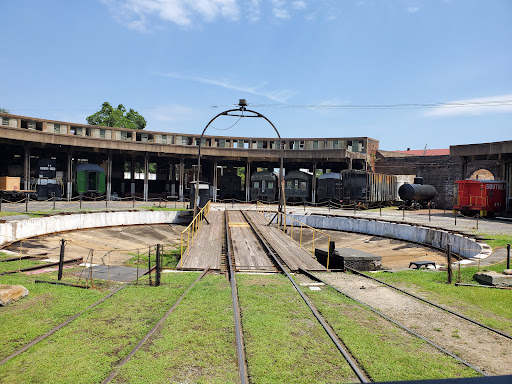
left=256, top=201, right=332, bottom=268
left=180, top=200, right=211, bottom=267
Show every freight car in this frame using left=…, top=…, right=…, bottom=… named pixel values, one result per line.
left=453, top=179, right=506, bottom=217
left=75, top=163, right=106, bottom=196
left=398, top=177, right=437, bottom=209
left=341, top=170, right=397, bottom=208
left=317, top=173, right=343, bottom=203
left=284, top=170, right=312, bottom=203
left=218, top=169, right=243, bottom=200
left=250, top=171, right=277, bottom=202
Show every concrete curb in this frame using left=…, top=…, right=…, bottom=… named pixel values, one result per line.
left=0, top=210, right=189, bottom=247
left=288, top=214, right=489, bottom=260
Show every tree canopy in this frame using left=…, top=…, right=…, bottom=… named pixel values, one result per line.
left=0, top=107, right=9, bottom=113
left=86, top=102, right=146, bottom=130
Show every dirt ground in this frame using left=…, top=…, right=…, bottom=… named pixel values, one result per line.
left=291, top=228, right=448, bottom=269
left=301, top=272, right=512, bottom=376
left=4, top=224, right=187, bottom=266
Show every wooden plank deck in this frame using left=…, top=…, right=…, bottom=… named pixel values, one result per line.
left=227, top=210, right=276, bottom=271
left=179, top=210, right=223, bottom=270
left=245, top=211, right=326, bottom=272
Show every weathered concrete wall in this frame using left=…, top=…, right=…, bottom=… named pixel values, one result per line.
left=288, top=214, right=485, bottom=259
left=0, top=211, right=189, bottom=246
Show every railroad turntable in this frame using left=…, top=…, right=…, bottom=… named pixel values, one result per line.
left=1, top=206, right=511, bottom=383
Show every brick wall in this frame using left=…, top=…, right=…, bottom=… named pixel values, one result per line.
left=375, top=152, right=463, bottom=209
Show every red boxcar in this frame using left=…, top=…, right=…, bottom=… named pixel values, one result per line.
left=453, top=180, right=507, bottom=216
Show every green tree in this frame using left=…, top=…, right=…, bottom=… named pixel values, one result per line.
left=0, top=107, right=9, bottom=113
left=87, top=102, right=146, bottom=129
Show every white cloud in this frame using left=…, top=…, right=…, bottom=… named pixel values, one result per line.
left=406, top=7, right=420, bottom=13
left=144, top=104, right=195, bottom=123
left=248, top=0, right=261, bottom=22
left=101, top=0, right=239, bottom=31
left=273, top=8, right=290, bottom=19
left=425, top=94, right=512, bottom=117
left=161, top=72, right=296, bottom=103
left=292, top=1, right=306, bottom=10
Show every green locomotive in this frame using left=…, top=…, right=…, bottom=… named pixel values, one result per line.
left=75, top=163, right=106, bottom=196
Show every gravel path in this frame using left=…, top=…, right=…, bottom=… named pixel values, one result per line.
left=315, top=272, right=512, bottom=376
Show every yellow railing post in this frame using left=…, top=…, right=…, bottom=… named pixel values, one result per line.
left=180, top=232, right=183, bottom=268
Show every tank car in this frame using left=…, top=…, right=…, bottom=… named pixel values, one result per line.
left=398, top=177, right=437, bottom=209
left=453, top=179, right=506, bottom=217
left=284, top=170, right=312, bottom=203
left=250, top=171, right=277, bottom=202
left=341, top=170, right=397, bottom=208
left=317, top=172, right=343, bottom=203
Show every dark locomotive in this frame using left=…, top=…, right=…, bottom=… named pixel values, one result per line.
left=218, top=168, right=243, bottom=200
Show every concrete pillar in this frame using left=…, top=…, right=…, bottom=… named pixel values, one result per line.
left=312, top=163, right=317, bottom=204
left=130, top=157, right=135, bottom=196
left=106, top=152, right=112, bottom=200
left=143, top=153, right=149, bottom=201
left=66, top=151, right=73, bottom=201
left=23, top=145, right=30, bottom=190
left=179, top=157, right=184, bottom=201
left=245, top=161, right=251, bottom=202
left=213, top=159, right=218, bottom=202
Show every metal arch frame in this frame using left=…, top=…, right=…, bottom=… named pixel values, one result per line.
left=194, top=106, right=284, bottom=215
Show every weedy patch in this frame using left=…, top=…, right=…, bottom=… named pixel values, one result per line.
left=299, top=281, right=480, bottom=382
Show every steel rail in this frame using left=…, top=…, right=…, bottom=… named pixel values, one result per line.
left=299, top=268, right=487, bottom=376
left=102, top=268, right=209, bottom=384
left=241, top=211, right=370, bottom=383
left=346, top=267, right=512, bottom=340
left=0, top=282, right=129, bottom=366
left=225, top=211, right=250, bottom=384
left=0, top=257, right=83, bottom=275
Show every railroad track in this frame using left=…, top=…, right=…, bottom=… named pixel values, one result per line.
left=234, top=209, right=371, bottom=383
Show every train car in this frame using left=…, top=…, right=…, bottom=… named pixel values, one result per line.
left=284, top=170, right=312, bottom=202
left=250, top=171, right=277, bottom=202
left=75, top=163, right=106, bottom=196
left=398, top=177, right=437, bottom=209
left=219, top=169, right=243, bottom=200
left=341, top=170, right=397, bottom=208
left=317, top=172, right=343, bottom=203
left=453, top=179, right=506, bottom=217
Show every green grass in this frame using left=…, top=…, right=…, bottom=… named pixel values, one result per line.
left=0, top=259, right=46, bottom=273
left=237, top=274, right=357, bottom=384
left=124, top=247, right=181, bottom=269
left=371, top=263, right=512, bottom=335
left=0, top=272, right=200, bottom=384
left=114, top=273, right=239, bottom=384
left=478, top=233, right=512, bottom=249
left=299, top=280, right=479, bottom=381
left=0, top=273, right=108, bottom=361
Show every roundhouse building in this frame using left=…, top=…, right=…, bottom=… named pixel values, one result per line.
left=0, top=113, right=378, bottom=203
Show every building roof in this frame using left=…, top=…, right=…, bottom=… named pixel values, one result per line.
left=379, top=149, right=450, bottom=157
left=394, top=149, right=450, bottom=156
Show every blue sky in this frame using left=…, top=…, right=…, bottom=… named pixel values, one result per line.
left=1, top=0, right=511, bottom=150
